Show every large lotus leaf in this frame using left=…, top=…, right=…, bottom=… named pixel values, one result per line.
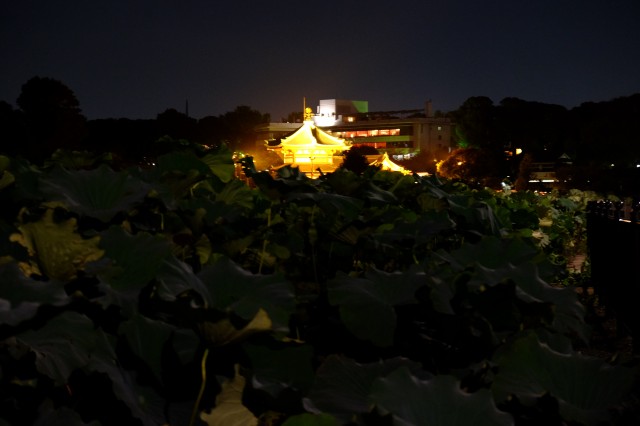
left=6, top=157, right=42, bottom=200
left=0, top=263, right=68, bottom=326
left=362, top=181, right=398, bottom=205
left=199, top=307, right=273, bottom=346
left=287, top=192, right=364, bottom=222
left=34, top=399, right=101, bottom=425
left=416, top=174, right=450, bottom=199
left=92, top=227, right=172, bottom=314
left=436, top=236, right=538, bottom=271
left=201, top=364, right=258, bottom=426
left=118, top=314, right=175, bottom=383
left=372, top=169, right=414, bottom=191
left=375, top=209, right=456, bottom=246
left=89, top=358, right=166, bottom=425
left=463, top=261, right=588, bottom=342
left=13, top=206, right=105, bottom=281
left=145, top=152, right=212, bottom=206
left=432, top=245, right=588, bottom=342
left=447, top=195, right=505, bottom=237
left=172, top=328, right=200, bottom=365
left=327, top=266, right=425, bottom=347
left=492, top=332, right=635, bottom=426
left=244, top=342, right=314, bottom=397
left=371, top=368, right=513, bottom=426
left=416, top=191, right=449, bottom=212
left=0, top=166, right=14, bottom=190
left=155, top=151, right=211, bottom=176
left=154, top=256, right=213, bottom=306
left=503, top=262, right=588, bottom=341
left=97, top=226, right=172, bottom=291
left=47, top=149, right=113, bottom=171
left=324, top=168, right=365, bottom=196
left=0, top=154, right=10, bottom=173
left=282, top=413, right=341, bottom=426
left=213, top=178, right=255, bottom=209
left=39, top=164, right=150, bottom=222
left=200, top=147, right=235, bottom=183
left=1, top=221, right=29, bottom=261
left=197, top=257, right=295, bottom=333
left=181, top=197, right=246, bottom=226
left=13, top=311, right=116, bottom=386
left=303, top=355, right=428, bottom=423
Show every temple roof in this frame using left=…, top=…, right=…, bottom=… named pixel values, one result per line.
left=268, top=120, right=348, bottom=149
left=369, top=152, right=410, bottom=174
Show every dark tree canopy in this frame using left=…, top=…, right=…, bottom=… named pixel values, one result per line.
left=156, top=108, right=197, bottom=141
left=17, top=76, right=82, bottom=116
left=437, top=147, right=500, bottom=188
left=14, top=76, right=87, bottom=162
left=451, top=96, right=499, bottom=151
left=340, top=145, right=380, bottom=175
left=220, top=106, right=270, bottom=152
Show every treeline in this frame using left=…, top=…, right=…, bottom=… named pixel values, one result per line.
left=444, top=94, right=640, bottom=194
left=0, top=76, right=269, bottom=165
left=3, top=76, right=640, bottom=194
left=451, top=95, right=640, bottom=166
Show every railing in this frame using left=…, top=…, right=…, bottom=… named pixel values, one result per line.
left=586, top=199, right=640, bottom=350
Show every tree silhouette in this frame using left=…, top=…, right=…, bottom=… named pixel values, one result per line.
left=340, top=145, right=379, bottom=175
left=220, top=106, right=270, bottom=152
left=16, top=76, right=87, bottom=162
left=438, top=147, right=500, bottom=188
left=451, top=96, right=498, bottom=151
left=496, top=97, right=569, bottom=162
left=156, top=108, right=197, bottom=141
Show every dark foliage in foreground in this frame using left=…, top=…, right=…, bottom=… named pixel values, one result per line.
left=0, top=149, right=638, bottom=425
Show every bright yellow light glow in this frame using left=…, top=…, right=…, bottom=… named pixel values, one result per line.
left=515, top=148, right=523, bottom=155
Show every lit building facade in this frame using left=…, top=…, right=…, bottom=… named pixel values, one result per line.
left=312, top=99, right=454, bottom=161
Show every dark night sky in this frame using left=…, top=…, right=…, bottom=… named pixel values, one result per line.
left=2, top=1, right=640, bottom=121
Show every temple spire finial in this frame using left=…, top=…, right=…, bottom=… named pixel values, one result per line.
left=303, top=97, right=313, bottom=121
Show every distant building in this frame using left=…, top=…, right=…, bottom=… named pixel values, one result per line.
left=311, top=99, right=454, bottom=162
left=527, top=153, right=574, bottom=189
left=314, top=99, right=369, bottom=127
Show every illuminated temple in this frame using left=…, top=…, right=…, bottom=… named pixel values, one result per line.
left=266, top=108, right=350, bottom=176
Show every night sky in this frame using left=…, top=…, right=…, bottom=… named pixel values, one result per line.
left=2, top=1, right=640, bottom=121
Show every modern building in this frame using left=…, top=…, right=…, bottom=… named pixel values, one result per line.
left=312, top=99, right=454, bottom=162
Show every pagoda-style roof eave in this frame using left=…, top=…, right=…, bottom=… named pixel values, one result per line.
left=276, top=120, right=348, bottom=148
